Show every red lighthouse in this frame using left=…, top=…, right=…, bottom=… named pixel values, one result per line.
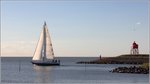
left=130, top=41, right=139, bottom=54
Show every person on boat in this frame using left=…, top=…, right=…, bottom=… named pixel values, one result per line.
left=52, top=60, right=54, bottom=63
left=58, top=60, right=60, bottom=63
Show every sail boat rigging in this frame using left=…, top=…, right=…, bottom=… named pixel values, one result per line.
left=31, top=22, right=60, bottom=66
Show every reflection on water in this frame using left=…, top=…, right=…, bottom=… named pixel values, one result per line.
left=33, top=65, right=53, bottom=83
left=1, top=57, right=149, bottom=83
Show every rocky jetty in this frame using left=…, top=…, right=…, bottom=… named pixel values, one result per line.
left=110, top=66, right=149, bottom=74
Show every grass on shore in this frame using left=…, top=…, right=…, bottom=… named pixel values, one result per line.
left=141, top=63, right=149, bottom=69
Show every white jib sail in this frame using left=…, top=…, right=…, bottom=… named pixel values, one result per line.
left=32, top=28, right=44, bottom=60
left=45, top=25, right=54, bottom=59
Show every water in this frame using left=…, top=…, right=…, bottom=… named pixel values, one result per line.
left=1, top=57, right=149, bottom=84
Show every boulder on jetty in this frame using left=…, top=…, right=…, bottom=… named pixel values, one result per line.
left=111, top=65, right=149, bottom=74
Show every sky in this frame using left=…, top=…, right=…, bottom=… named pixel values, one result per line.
left=1, top=0, right=149, bottom=57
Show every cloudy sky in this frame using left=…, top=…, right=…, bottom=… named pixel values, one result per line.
left=1, top=0, right=149, bottom=57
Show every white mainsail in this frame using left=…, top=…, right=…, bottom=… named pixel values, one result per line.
left=45, top=26, right=54, bottom=59
left=32, top=22, right=54, bottom=61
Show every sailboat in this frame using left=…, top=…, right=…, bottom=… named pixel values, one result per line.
left=31, top=22, right=60, bottom=66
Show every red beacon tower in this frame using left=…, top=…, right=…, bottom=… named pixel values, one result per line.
left=130, top=41, right=139, bottom=54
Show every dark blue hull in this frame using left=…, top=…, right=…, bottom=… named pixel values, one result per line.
left=31, top=60, right=60, bottom=66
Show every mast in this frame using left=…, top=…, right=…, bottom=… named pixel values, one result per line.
left=43, top=23, right=47, bottom=60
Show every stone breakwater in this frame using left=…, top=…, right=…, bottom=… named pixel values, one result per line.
left=110, top=66, right=149, bottom=74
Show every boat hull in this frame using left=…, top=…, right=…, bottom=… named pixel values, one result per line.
left=31, top=60, right=60, bottom=66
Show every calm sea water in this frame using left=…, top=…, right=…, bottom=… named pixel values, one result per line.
left=1, top=57, right=149, bottom=84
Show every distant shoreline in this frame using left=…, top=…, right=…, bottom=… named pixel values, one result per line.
left=77, top=54, right=149, bottom=64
